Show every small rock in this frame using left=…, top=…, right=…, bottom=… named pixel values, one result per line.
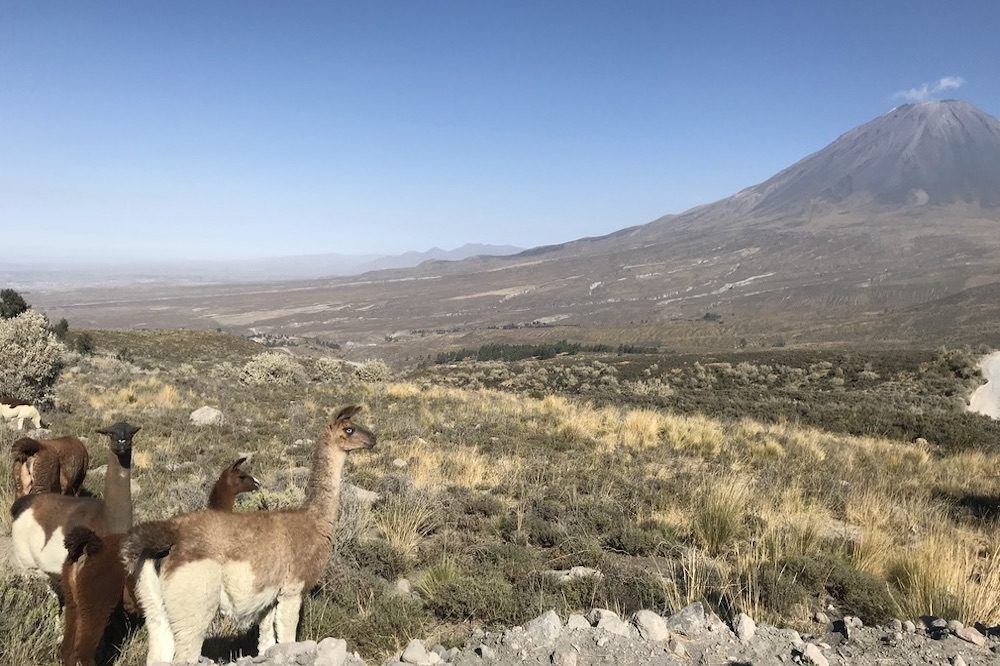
left=474, top=644, right=496, bottom=660
left=814, top=611, right=829, bottom=625
left=587, top=608, right=620, bottom=626
left=801, top=643, right=829, bottom=666
left=633, top=610, right=670, bottom=642
left=951, top=656, right=967, bottom=666
left=401, top=639, right=433, bottom=665
left=956, top=626, right=987, bottom=647
left=566, top=614, right=590, bottom=630
left=430, top=644, right=447, bottom=658
left=734, top=613, right=756, bottom=642
left=343, top=483, right=380, bottom=505
left=665, top=601, right=707, bottom=637
left=597, top=615, right=632, bottom=637
left=948, top=619, right=965, bottom=633
left=544, top=566, right=604, bottom=583
left=523, top=610, right=563, bottom=644
left=931, top=617, right=949, bottom=630
left=903, top=620, right=916, bottom=633
left=667, top=637, right=686, bottom=657
left=889, top=619, right=903, bottom=632
left=392, top=458, right=408, bottom=468
left=190, top=406, right=225, bottom=426
left=265, top=640, right=318, bottom=660
left=550, top=649, right=577, bottom=666
left=315, top=637, right=347, bottom=666
left=393, top=578, right=412, bottom=595
left=595, top=636, right=609, bottom=648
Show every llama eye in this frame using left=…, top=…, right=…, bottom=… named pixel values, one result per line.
left=344, top=427, right=354, bottom=435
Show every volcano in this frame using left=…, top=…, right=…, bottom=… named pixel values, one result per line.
left=28, top=100, right=1000, bottom=351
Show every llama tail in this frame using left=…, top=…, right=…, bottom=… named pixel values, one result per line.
left=11, top=437, right=41, bottom=463
left=64, top=526, right=103, bottom=562
left=120, top=520, right=178, bottom=574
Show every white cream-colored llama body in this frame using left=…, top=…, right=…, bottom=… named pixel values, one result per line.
left=123, top=406, right=376, bottom=665
left=0, top=403, right=42, bottom=429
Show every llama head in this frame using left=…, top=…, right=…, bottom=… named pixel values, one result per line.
left=96, top=421, right=141, bottom=457
left=325, top=405, right=376, bottom=452
left=223, top=457, right=261, bottom=495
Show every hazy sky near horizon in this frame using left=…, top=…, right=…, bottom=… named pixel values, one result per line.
left=3, top=1, right=1000, bottom=261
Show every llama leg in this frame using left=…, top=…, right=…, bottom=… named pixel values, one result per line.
left=257, top=602, right=277, bottom=654
left=135, top=561, right=175, bottom=665
left=61, top=583, right=79, bottom=666
left=16, top=416, right=24, bottom=430
left=32, top=413, right=41, bottom=429
left=274, top=591, right=302, bottom=644
left=162, top=561, right=221, bottom=663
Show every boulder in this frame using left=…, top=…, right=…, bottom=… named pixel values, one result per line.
left=734, top=613, right=756, bottom=642
left=401, top=639, right=434, bottom=665
left=665, top=602, right=707, bottom=637
left=632, top=610, right=670, bottom=642
left=523, top=610, right=562, bottom=644
left=315, top=637, right=347, bottom=666
left=190, top=406, right=225, bottom=426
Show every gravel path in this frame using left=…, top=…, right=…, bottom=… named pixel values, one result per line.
left=170, top=604, right=1000, bottom=666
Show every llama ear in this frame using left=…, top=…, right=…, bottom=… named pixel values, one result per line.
left=334, top=405, right=361, bottom=422
left=95, top=427, right=110, bottom=436
left=232, top=457, right=248, bottom=470
left=128, top=425, right=141, bottom=437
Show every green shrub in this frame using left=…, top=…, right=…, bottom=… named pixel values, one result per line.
left=424, top=573, right=525, bottom=625
left=784, top=554, right=897, bottom=624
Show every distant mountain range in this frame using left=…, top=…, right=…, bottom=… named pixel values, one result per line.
left=29, top=100, right=1000, bottom=352
left=2, top=243, right=523, bottom=289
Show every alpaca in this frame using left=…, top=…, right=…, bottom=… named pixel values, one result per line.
left=1, top=402, right=43, bottom=430
left=12, top=435, right=90, bottom=497
left=123, top=406, right=375, bottom=664
left=11, top=422, right=140, bottom=575
left=207, top=457, right=261, bottom=510
left=60, top=460, right=262, bottom=666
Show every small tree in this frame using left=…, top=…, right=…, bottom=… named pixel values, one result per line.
left=52, top=318, right=70, bottom=340
left=0, top=288, right=29, bottom=319
left=73, top=332, right=96, bottom=355
left=0, top=310, right=66, bottom=403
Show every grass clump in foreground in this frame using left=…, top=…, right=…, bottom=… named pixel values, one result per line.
left=4, top=332, right=1000, bottom=664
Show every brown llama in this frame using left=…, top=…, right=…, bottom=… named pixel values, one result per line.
left=207, top=457, right=261, bottom=510
left=122, top=406, right=375, bottom=664
left=60, top=459, right=261, bottom=666
left=11, top=422, right=140, bottom=575
left=12, top=435, right=90, bottom=497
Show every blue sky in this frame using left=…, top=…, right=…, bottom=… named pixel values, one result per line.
left=2, top=1, right=999, bottom=261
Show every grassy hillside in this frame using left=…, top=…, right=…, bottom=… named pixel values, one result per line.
left=3, top=334, right=1000, bottom=664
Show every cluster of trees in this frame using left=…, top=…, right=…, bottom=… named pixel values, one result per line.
left=435, top=340, right=656, bottom=364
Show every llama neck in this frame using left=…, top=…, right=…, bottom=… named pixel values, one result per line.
left=208, top=479, right=235, bottom=511
left=304, top=443, right=347, bottom=537
left=103, top=451, right=133, bottom=534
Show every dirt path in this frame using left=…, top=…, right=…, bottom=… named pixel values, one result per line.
left=969, top=351, right=1000, bottom=419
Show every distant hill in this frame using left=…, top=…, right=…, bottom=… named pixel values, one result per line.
left=2, top=243, right=522, bottom=289
left=28, top=101, right=1000, bottom=353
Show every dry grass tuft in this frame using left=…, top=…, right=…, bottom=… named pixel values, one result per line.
left=373, top=495, right=438, bottom=561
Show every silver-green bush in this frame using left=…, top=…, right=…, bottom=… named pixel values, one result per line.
left=240, top=351, right=306, bottom=386
left=354, top=358, right=391, bottom=383
left=0, top=310, right=66, bottom=403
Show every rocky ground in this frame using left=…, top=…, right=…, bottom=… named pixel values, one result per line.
left=158, top=603, right=1000, bottom=666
